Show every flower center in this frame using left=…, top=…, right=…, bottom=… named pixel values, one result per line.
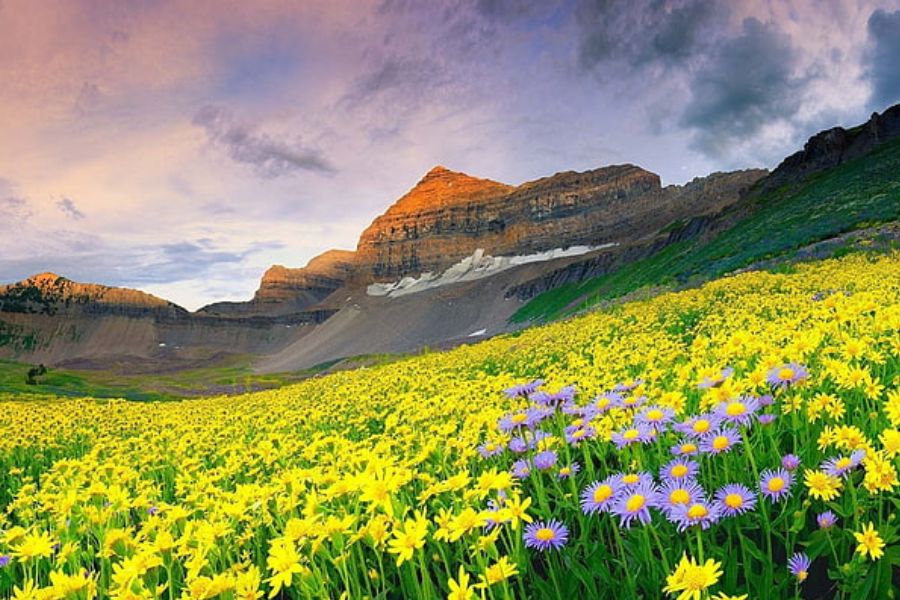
left=671, top=464, right=689, bottom=478
left=670, top=489, right=690, bottom=505
left=625, top=494, right=645, bottom=512
left=535, top=528, right=555, bottom=541
left=680, top=443, right=698, bottom=454
left=712, top=436, right=729, bottom=450
left=511, top=414, right=528, bottom=424
left=836, top=458, right=851, bottom=469
left=646, top=409, right=664, bottom=421
left=622, top=474, right=639, bottom=485
left=687, top=504, right=709, bottom=519
left=767, top=477, right=785, bottom=492
left=593, top=485, right=613, bottom=503
left=725, top=494, right=743, bottom=509
left=623, top=429, right=639, bottom=441
left=778, top=368, right=795, bottom=381
left=692, top=420, right=710, bottom=434
left=726, top=402, right=746, bottom=416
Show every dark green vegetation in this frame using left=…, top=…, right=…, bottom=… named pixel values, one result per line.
left=513, top=136, right=900, bottom=323
left=0, top=358, right=312, bottom=401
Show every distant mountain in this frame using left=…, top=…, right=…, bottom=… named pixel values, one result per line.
left=2, top=102, right=898, bottom=373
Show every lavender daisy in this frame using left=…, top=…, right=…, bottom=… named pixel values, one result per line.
left=698, top=367, right=734, bottom=389
left=656, top=479, right=705, bottom=518
left=613, top=378, right=644, bottom=393
left=700, top=427, right=742, bottom=455
left=767, top=363, right=810, bottom=389
left=503, top=379, right=544, bottom=398
left=0, top=555, right=9, bottom=568
left=671, top=499, right=720, bottom=531
left=557, top=462, right=580, bottom=479
left=477, top=440, right=505, bottom=458
left=714, top=396, right=760, bottom=426
left=759, top=468, right=793, bottom=502
left=659, top=458, right=700, bottom=483
left=523, top=520, right=569, bottom=551
left=611, top=424, right=654, bottom=449
left=817, top=510, right=838, bottom=529
left=674, top=414, right=721, bottom=438
left=511, top=459, right=531, bottom=480
left=759, top=394, right=775, bottom=406
left=508, top=437, right=528, bottom=454
left=565, top=424, right=597, bottom=446
left=788, top=552, right=811, bottom=583
left=635, top=405, right=676, bottom=429
left=619, top=471, right=655, bottom=489
left=533, top=450, right=558, bottom=471
left=498, top=411, right=531, bottom=433
left=671, top=440, right=701, bottom=456
left=714, top=484, right=757, bottom=517
left=758, top=413, right=777, bottom=425
left=580, top=475, right=623, bottom=515
left=781, top=454, right=801, bottom=471
left=612, top=480, right=658, bottom=527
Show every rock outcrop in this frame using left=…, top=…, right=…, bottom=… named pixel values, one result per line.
left=759, top=102, right=900, bottom=194
left=354, top=164, right=766, bottom=282
left=199, top=249, right=355, bottom=316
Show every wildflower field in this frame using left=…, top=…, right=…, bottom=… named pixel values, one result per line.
left=1, top=252, right=899, bottom=599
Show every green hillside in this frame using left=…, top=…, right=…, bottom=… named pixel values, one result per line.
left=513, top=136, right=900, bottom=323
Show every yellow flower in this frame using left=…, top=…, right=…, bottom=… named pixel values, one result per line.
left=664, top=554, right=722, bottom=600
left=803, top=469, right=842, bottom=501
left=387, top=513, right=429, bottom=567
left=447, top=566, right=476, bottom=600
left=12, top=531, right=54, bottom=562
left=480, top=556, right=519, bottom=587
left=854, top=522, right=885, bottom=561
left=265, top=538, right=304, bottom=597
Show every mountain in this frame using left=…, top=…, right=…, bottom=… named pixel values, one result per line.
left=199, top=249, right=356, bottom=316
left=2, top=102, right=898, bottom=377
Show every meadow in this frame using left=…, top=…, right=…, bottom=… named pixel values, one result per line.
left=1, top=251, right=899, bottom=599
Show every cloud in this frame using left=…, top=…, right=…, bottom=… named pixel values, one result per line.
left=0, top=178, right=31, bottom=227
left=576, top=0, right=727, bottom=71
left=56, top=197, right=86, bottom=220
left=192, top=104, right=335, bottom=178
left=863, top=9, right=900, bottom=110
left=680, top=18, right=807, bottom=158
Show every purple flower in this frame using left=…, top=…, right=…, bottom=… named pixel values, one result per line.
left=477, top=441, right=505, bottom=458
left=498, top=411, right=531, bottom=433
left=611, top=480, right=658, bottom=527
left=613, top=379, right=643, bottom=393
left=587, top=392, right=621, bottom=415
left=674, top=414, right=721, bottom=438
left=0, top=555, right=9, bottom=568
left=581, top=475, right=623, bottom=515
left=533, top=450, right=558, bottom=471
left=758, top=413, right=777, bottom=425
left=656, top=479, right=705, bottom=519
left=671, top=440, right=701, bottom=456
left=822, top=450, right=864, bottom=478
left=147, top=506, right=160, bottom=516
left=714, top=484, right=757, bottom=517
left=620, top=395, right=647, bottom=410
left=781, top=454, right=801, bottom=471
left=511, top=459, right=531, bottom=480
left=817, top=510, right=838, bottom=529
left=565, top=424, right=597, bottom=446
left=557, top=462, right=580, bottom=479
left=508, top=437, right=528, bottom=453
left=714, top=396, right=760, bottom=426
left=635, top=405, right=676, bottom=429
left=523, top=520, right=569, bottom=551
left=611, top=424, right=654, bottom=449
left=788, top=552, right=811, bottom=583
left=700, top=427, right=741, bottom=455
left=670, top=499, right=720, bottom=532
left=767, top=364, right=809, bottom=389
left=659, top=458, right=699, bottom=483
left=503, top=379, right=544, bottom=398
left=759, top=468, right=793, bottom=503
left=758, top=394, right=775, bottom=407
left=619, top=471, right=655, bottom=489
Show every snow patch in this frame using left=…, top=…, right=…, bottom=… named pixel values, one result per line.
left=468, top=328, right=487, bottom=337
left=367, top=244, right=616, bottom=297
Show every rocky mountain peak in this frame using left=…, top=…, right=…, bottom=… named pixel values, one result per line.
left=384, top=166, right=513, bottom=215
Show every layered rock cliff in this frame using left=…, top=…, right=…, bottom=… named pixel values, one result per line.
left=353, top=164, right=766, bottom=282
left=199, top=249, right=355, bottom=316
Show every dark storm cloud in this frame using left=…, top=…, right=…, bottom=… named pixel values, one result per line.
left=680, top=18, right=807, bottom=157
left=56, top=197, right=85, bottom=220
left=193, top=104, right=335, bottom=178
left=863, top=9, right=900, bottom=110
left=576, top=0, right=727, bottom=70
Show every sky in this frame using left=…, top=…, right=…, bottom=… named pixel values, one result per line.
left=1, top=0, right=898, bottom=310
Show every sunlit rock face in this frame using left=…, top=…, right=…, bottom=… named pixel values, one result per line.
left=352, top=164, right=765, bottom=282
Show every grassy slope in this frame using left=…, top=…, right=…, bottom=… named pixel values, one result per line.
left=512, top=136, right=900, bottom=323
left=0, top=358, right=318, bottom=401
